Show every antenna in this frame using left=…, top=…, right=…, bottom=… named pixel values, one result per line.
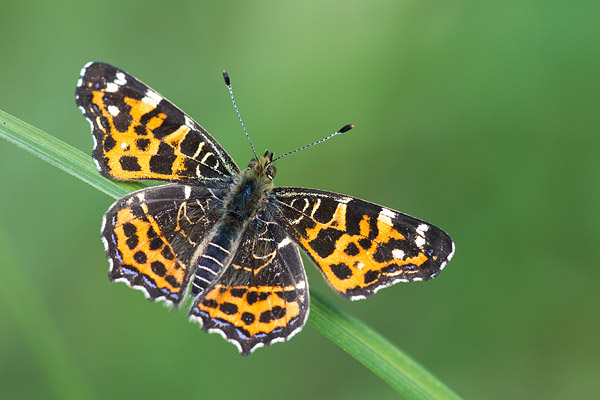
left=271, top=124, right=354, bottom=163
left=223, top=70, right=258, bottom=160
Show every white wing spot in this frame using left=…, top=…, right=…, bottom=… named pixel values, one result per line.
left=100, top=214, right=108, bottom=232
left=295, top=281, right=306, bottom=289
left=185, top=115, right=196, bottom=129
left=441, top=241, right=456, bottom=270
left=120, top=142, right=128, bottom=149
left=107, top=105, right=120, bottom=116
left=80, top=63, right=91, bottom=78
left=105, top=82, right=119, bottom=92
left=142, top=89, right=162, bottom=107
left=381, top=208, right=395, bottom=219
left=378, top=210, right=393, bottom=227
left=184, top=185, right=192, bottom=199
left=415, top=235, right=426, bottom=249
left=278, top=237, right=292, bottom=249
left=142, top=95, right=159, bottom=108
left=416, top=223, right=429, bottom=236
left=392, top=249, right=405, bottom=259
left=115, top=72, right=127, bottom=85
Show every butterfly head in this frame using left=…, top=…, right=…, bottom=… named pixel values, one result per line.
left=246, top=150, right=276, bottom=181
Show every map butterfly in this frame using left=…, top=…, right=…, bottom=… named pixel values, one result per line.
left=75, top=62, right=455, bottom=355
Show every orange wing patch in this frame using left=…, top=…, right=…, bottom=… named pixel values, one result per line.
left=193, top=284, right=303, bottom=338
left=101, top=184, right=226, bottom=306
left=89, top=90, right=199, bottom=181
left=297, top=203, right=429, bottom=296
left=76, top=62, right=238, bottom=183
left=108, top=202, right=187, bottom=301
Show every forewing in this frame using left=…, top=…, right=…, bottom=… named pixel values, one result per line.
left=76, top=62, right=239, bottom=183
left=272, top=187, right=455, bottom=300
left=103, top=184, right=226, bottom=305
left=189, top=210, right=309, bottom=355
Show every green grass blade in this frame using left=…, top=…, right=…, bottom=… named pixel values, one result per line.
left=0, top=110, right=144, bottom=196
left=0, top=109, right=462, bottom=400
left=309, top=291, right=461, bottom=399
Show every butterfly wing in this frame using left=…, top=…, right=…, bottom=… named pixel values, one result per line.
left=76, top=62, right=239, bottom=183
left=103, top=183, right=226, bottom=305
left=189, top=209, right=309, bottom=355
left=271, top=187, right=455, bottom=300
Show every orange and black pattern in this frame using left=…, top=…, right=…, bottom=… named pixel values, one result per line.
left=189, top=210, right=308, bottom=354
left=102, top=184, right=226, bottom=305
left=77, top=62, right=454, bottom=355
left=76, top=62, right=238, bottom=183
left=271, top=188, right=454, bottom=300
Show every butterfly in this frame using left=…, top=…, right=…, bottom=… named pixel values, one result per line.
left=75, top=62, right=455, bottom=355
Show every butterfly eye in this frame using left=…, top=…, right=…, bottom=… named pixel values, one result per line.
left=266, top=165, right=276, bottom=180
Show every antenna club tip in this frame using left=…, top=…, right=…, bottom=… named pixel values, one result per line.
left=222, top=70, right=230, bottom=85
left=340, top=124, right=354, bottom=133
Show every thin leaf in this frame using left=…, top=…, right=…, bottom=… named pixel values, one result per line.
left=309, top=291, right=461, bottom=399
left=0, top=110, right=144, bottom=197
left=0, top=109, right=462, bottom=400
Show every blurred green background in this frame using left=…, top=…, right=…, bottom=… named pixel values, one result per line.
left=1, top=1, right=599, bottom=399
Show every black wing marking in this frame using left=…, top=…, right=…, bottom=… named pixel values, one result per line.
left=103, top=184, right=226, bottom=305
left=76, top=62, right=239, bottom=183
left=189, top=209, right=309, bottom=355
left=271, top=187, right=455, bottom=300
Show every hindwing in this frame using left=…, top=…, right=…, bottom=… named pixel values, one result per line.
left=189, top=209, right=309, bottom=355
left=271, top=187, right=455, bottom=300
left=76, top=62, right=239, bottom=183
left=103, top=184, right=226, bottom=305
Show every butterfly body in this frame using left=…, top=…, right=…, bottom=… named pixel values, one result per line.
left=76, top=62, right=454, bottom=355
left=189, top=152, right=276, bottom=297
